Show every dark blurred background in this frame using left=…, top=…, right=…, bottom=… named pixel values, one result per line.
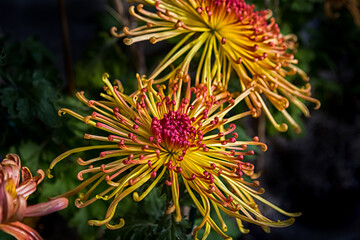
left=0, top=0, right=360, bottom=239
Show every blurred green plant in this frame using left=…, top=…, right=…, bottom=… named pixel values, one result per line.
left=0, top=37, right=61, bottom=145
left=0, top=36, right=96, bottom=239
left=73, top=3, right=138, bottom=94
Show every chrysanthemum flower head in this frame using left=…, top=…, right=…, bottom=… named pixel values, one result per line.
left=111, top=0, right=320, bottom=133
left=48, top=73, right=300, bottom=239
left=325, top=0, right=360, bottom=26
left=0, top=154, right=68, bottom=240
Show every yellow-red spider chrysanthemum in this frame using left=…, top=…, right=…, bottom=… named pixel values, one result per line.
left=48, top=73, right=300, bottom=239
left=112, top=0, right=320, bottom=132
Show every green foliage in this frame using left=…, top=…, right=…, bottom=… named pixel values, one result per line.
left=0, top=36, right=96, bottom=239
left=99, top=187, right=193, bottom=240
left=73, top=6, right=137, bottom=95
left=0, top=37, right=62, bottom=146
left=288, top=0, right=324, bottom=13
left=73, top=32, right=128, bottom=91
left=68, top=208, right=99, bottom=240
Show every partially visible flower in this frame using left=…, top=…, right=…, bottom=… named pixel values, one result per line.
left=0, top=154, right=68, bottom=240
left=111, top=0, right=320, bottom=132
left=325, top=0, right=360, bottom=26
left=48, top=73, right=300, bottom=239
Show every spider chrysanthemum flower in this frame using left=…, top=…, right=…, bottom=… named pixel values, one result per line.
left=111, top=0, right=320, bottom=132
left=325, top=0, right=360, bottom=26
left=0, top=154, right=68, bottom=240
left=48, top=73, right=300, bottom=239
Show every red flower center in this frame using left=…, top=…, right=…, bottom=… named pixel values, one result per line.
left=151, top=110, right=199, bottom=151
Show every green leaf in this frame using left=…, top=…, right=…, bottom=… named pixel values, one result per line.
left=9, top=141, right=41, bottom=170
left=16, top=98, right=32, bottom=122
left=0, top=87, right=18, bottom=116
left=36, top=99, right=61, bottom=127
left=68, top=208, right=97, bottom=240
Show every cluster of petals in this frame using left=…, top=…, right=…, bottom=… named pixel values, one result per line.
left=112, top=0, right=320, bottom=133
left=48, top=73, right=300, bottom=239
left=0, top=154, right=68, bottom=240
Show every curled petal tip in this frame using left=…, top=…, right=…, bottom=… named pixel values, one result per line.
left=102, top=73, right=110, bottom=81
left=6, top=153, right=21, bottom=165
left=46, top=169, right=53, bottom=179
left=110, top=26, right=121, bottom=37
left=265, top=9, right=273, bottom=19
left=36, top=169, right=45, bottom=183
left=106, top=218, right=125, bottom=230
left=259, top=143, right=268, bottom=152
left=276, top=123, right=288, bottom=132
left=128, top=5, right=136, bottom=16
left=75, top=198, right=84, bottom=208
left=58, top=109, right=67, bottom=117
left=123, top=38, right=133, bottom=45
left=240, top=227, right=250, bottom=234
left=285, top=33, right=298, bottom=42
left=258, top=188, right=265, bottom=194
left=21, top=167, right=33, bottom=182
left=314, top=100, right=321, bottom=110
